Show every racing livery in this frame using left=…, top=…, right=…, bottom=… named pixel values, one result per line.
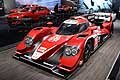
left=7, top=5, right=50, bottom=28
left=14, top=14, right=113, bottom=78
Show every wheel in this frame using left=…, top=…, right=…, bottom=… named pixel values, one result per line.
left=100, top=35, right=104, bottom=43
left=8, top=22, right=14, bottom=28
left=21, top=18, right=33, bottom=28
left=83, top=41, right=92, bottom=62
left=111, top=23, right=114, bottom=35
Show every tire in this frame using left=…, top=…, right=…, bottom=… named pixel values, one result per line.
left=111, top=23, right=114, bottom=35
left=100, top=34, right=109, bottom=43
left=100, top=35, right=104, bottom=43
left=83, top=41, right=92, bottom=62
left=22, top=20, right=32, bottom=28
left=8, top=22, right=14, bottom=28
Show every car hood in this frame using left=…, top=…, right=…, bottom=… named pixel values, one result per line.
left=10, top=8, right=22, bottom=12
left=31, top=34, right=74, bottom=60
left=8, top=12, right=27, bottom=18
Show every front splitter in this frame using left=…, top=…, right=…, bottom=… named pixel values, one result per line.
left=13, top=54, right=80, bottom=79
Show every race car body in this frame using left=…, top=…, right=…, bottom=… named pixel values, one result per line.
left=14, top=14, right=113, bottom=77
left=7, top=5, right=50, bottom=28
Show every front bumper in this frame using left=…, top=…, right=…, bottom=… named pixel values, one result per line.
left=13, top=54, right=74, bottom=78
left=7, top=18, right=32, bottom=28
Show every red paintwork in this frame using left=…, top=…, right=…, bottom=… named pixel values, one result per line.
left=8, top=5, right=50, bottom=25
left=9, top=5, right=39, bottom=13
left=15, top=15, right=113, bottom=72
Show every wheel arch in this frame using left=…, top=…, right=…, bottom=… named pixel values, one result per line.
left=111, top=22, right=114, bottom=34
left=84, top=37, right=94, bottom=51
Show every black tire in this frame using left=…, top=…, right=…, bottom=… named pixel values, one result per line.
left=100, top=34, right=110, bottom=43
left=8, top=22, right=15, bottom=28
left=22, top=19, right=33, bottom=28
left=111, top=23, right=114, bottom=34
left=83, top=41, right=92, bottom=62
left=100, top=35, right=104, bottom=43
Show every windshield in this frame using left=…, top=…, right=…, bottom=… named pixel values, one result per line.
left=19, top=5, right=27, bottom=8
left=56, top=23, right=87, bottom=35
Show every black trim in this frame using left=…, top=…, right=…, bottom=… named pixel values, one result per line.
left=13, top=54, right=73, bottom=79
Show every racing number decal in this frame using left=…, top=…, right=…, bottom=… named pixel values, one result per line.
left=48, top=35, right=61, bottom=42
left=37, top=47, right=47, bottom=53
left=32, top=47, right=47, bottom=60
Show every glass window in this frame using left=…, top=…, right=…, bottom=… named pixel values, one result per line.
left=39, top=7, right=45, bottom=10
left=79, top=23, right=89, bottom=32
left=56, top=23, right=88, bottom=35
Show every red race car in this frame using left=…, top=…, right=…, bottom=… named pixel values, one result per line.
left=7, top=5, right=50, bottom=28
left=14, top=14, right=113, bottom=78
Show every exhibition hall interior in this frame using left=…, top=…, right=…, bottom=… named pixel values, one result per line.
left=0, top=0, right=120, bottom=80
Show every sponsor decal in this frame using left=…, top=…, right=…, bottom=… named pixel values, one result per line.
left=48, top=35, right=61, bottom=42
left=32, top=47, right=47, bottom=60
left=32, top=52, right=42, bottom=60
left=37, top=47, right=47, bottom=53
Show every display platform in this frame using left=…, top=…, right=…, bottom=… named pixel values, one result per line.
left=106, top=51, right=120, bottom=80
left=0, top=20, right=120, bottom=80
left=0, top=16, right=27, bottom=48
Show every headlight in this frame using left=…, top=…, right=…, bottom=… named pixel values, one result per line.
left=71, top=47, right=78, bottom=56
left=24, top=36, right=33, bottom=47
left=64, top=46, right=79, bottom=56
left=65, top=47, right=72, bottom=56
left=16, top=16, right=19, bottom=19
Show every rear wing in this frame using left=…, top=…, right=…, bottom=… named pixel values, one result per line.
left=93, top=13, right=112, bottom=22
left=85, top=13, right=112, bottom=22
